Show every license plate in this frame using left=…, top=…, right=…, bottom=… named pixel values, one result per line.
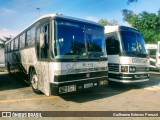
left=84, top=83, right=93, bottom=88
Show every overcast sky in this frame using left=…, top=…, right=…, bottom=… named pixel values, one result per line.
left=0, top=0, right=159, bottom=38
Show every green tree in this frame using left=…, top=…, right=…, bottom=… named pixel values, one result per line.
left=98, top=18, right=119, bottom=26
left=122, top=9, right=160, bottom=43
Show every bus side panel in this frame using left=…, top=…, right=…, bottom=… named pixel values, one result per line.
left=0, top=48, right=5, bottom=70
left=20, top=47, right=49, bottom=95
left=10, top=47, right=51, bottom=96
left=34, top=61, right=50, bottom=96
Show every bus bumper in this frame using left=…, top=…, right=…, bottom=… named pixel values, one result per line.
left=50, top=77, right=108, bottom=95
left=108, top=73, right=150, bottom=83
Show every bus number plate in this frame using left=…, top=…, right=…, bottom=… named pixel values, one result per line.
left=84, top=83, right=93, bottom=88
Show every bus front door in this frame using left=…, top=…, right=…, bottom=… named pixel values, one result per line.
left=36, top=23, right=50, bottom=95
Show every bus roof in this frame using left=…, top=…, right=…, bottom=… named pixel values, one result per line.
left=104, top=25, right=140, bottom=34
left=6, top=13, right=103, bottom=44
left=34, top=13, right=102, bottom=26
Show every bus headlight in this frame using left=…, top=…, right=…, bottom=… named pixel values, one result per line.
left=129, top=67, right=136, bottom=73
left=121, top=66, right=128, bottom=72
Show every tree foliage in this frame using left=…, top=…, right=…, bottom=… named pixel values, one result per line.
left=122, top=9, right=160, bottom=43
left=98, top=18, right=119, bottom=26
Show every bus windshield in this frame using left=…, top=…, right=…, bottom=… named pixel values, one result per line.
left=53, top=20, right=105, bottom=59
left=120, top=31, right=146, bottom=56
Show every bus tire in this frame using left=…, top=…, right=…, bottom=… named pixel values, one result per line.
left=30, top=69, right=42, bottom=94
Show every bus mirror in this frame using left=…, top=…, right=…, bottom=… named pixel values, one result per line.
left=40, top=33, right=44, bottom=48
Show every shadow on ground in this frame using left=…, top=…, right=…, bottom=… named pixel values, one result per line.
left=0, top=72, right=29, bottom=91
left=60, top=73, right=160, bottom=103
left=0, top=71, right=159, bottom=103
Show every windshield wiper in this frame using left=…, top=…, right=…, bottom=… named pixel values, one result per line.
left=88, top=52, right=106, bottom=60
left=72, top=51, right=87, bottom=62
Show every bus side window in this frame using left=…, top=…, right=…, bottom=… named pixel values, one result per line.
left=14, top=37, right=19, bottom=50
left=36, top=28, right=40, bottom=59
left=11, top=40, right=14, bottom=52
left=4, top=44, right=7, bottom=53
left=41, top=24, right=49, bottom=59
left=20, top=33, right=25, bottom=49
left=26, top=27, right=35, bottom=46
left=36, top=23, right=49, bottom=60
left=106, top=36, right=119, bottom=55
left=8, top=42, right=10, bottom=53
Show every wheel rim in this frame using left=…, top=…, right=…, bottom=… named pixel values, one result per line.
left=31, top=74, right=38, bottom=89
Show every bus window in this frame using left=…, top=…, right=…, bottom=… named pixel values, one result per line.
left=5, top=44, right=7, bottom=53
left=31, top=27, right=36, bottom=45
left=7, top=42, right=10, bottom=52
left=36, top=23, right=49, bottom=59
left=36, top=28, right=40, bottom=59
left=86, top=25, right=103, bottom=53
left=14, top=37, right=19, bottom=50
left=20, top=33, right=25, bottom=49
left=11, top=40, right=14, bottom=52
left=41, top=24, right=49, bottom=59
left=26, top=27, right=35, bottom=46
left=106, top=35, right=120, bottom=55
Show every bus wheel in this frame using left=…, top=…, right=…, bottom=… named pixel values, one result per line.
left=30, top=70, right=42, bottom=94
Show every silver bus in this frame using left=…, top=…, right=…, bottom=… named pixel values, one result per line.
left=105, top=26, right=149, bottom=83
left=5, top=14, right=108, bottom=95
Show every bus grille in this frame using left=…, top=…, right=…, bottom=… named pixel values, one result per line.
left=108, top=64, right=119, bottom=72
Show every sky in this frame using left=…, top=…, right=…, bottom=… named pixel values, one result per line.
left=0, top=0, right=159, bottom=38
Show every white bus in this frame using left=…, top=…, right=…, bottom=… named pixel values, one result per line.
left=5, top=14, right=108, bottom=95
left=156, top=41, right=160, bottom=71
left=0, top=43, right=5, bottom=71
left=145, top=44, right=157, bottom=70
left=105, top=26, right=149, bottom=83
